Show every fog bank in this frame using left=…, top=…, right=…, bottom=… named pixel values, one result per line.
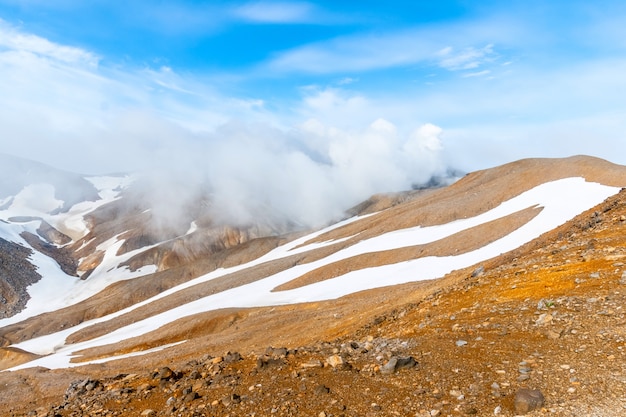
left=130, top=118, right=448, bottom=229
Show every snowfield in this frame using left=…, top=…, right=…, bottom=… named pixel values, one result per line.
left=4, top=177, right=621, bottom=370
left=0, top=175, right=142, bottom=325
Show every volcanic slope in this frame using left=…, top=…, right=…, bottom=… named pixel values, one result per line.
left=2, top=155, right=626, bottom=416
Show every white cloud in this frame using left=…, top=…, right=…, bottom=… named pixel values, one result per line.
left=0, top=21, right=272, bottom=174
left=0, top=19, right=98, bottom=65
left=265, top=28, right=436, bottom=74
left=437, top=44, right=495, bottom=71
left=232, top=1, right=315, bottom=23
left=337, top=76, right=358, bottom=85
left=462, top=69, right=491, bottom=78
left=261, top=14, right=522, bottom=75
left=3, top=6, right=626, bottom=227
left=0, top=21, right=451, bottom=228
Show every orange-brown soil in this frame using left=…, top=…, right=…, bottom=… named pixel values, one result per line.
left=2, top=156, right=626, bottom=416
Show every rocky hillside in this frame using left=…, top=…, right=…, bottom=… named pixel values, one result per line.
left=1, top=156, right=626, bottom=416
left=5, top=188, right=624, bottom=417
left=0, top=237, right=41, bottom=318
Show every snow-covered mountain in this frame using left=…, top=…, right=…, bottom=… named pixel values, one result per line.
left=1, top=154, right=626, bottom=377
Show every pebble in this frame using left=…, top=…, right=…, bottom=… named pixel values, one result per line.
left=514, top=388, right=545, bottom=415
left=380, top=356, right=418, bottom=374
left=326, top=355, right=344, bottom=368
left=535, top=313, right=553, bottom=326
left=300, top=359, right=323, bottom=368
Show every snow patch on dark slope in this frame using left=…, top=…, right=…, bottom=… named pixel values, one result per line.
left=1, top=155, right=626, bottom=372
left=0, top=153, right=100, bottom=213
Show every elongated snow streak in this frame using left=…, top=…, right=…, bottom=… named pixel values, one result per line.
left=6, top=178, right=621, bottom=370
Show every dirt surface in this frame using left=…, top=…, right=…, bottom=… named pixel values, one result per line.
left=2, top=156, right=626, bottom=416
left=2, top=186, right=626, bottom=416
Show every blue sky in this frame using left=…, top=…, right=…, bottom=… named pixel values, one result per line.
left=1, top=0, right=626, bottom=179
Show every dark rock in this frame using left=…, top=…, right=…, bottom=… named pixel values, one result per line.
left=0, top=237, right=42, bottom=319
left=37, top=220, right=72, bottom=245
left=314, top=384, right=330, bottom=395
left=183, top=392, right=199, bottom=403
left=222, top=393, right=241, bottom=406
left=20, top=231, right=78, bottom=276
left=224, top=351, right=242, bottom=363
left=471, top=265, right=485, bottom=277
left=64, top=379, right=101, bottom=400
left=156, top=366, right=175, bottom=380
left=265, top=346, right=288, bottom=358
left=514, top=388, right=545, bottom=414
left=380, top=356, right=418, bottom=374
left=256, top=357, right=286, bottom=370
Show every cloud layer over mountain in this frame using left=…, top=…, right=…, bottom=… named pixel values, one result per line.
left=3, top=1, right=626, bottom=226
left=128, top=118, right=446, bottom=228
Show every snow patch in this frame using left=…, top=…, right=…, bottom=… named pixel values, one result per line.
left=186, top=221, right=198, bottom=235
left=8, top=184, right=63, bottom=214
left=5, top=177, right=622, bottom=370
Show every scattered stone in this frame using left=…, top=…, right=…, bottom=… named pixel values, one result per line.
left=156, top=366, right=175, bottom=380
left=455, top=340, right=468, bottom=347
left=535, top=313, right=553, bottom=326
left=64, top=379, right=102, bottom=400
left=221, top=393, right=241, bottom=407
left=140, top=410, right=156, bottom=417
left=326, top=354, right=344, bottom=368
left=537, top=299, right=554, bottom=310
left=256, top=356, right=286, bottom=369
left=300, top=359, right=323, bottom=369
left=472, top=265, right=485, bottom=277
left=514, top=388, right=545, bottom=414
left=545, top=329, right=561, bottom=340
left=183, top=391, right=199, bottom=402
left=223, top=351, right=242, bottom=363
left=380, top=356, right=418, bottom=374
left=314, top=384, right=330, bottom=395
left=449, top=389, right=463, bottom=399
left=265, top=346, right=288, bottom=358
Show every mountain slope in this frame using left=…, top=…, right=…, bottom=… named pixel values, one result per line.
left=1, top=155, right=626, bottom=416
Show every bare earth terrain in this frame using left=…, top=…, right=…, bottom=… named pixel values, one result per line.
left=2, top=156, right=626, bottom=416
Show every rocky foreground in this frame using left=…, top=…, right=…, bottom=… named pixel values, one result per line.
left=3, top=181, right=626, bottom=416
